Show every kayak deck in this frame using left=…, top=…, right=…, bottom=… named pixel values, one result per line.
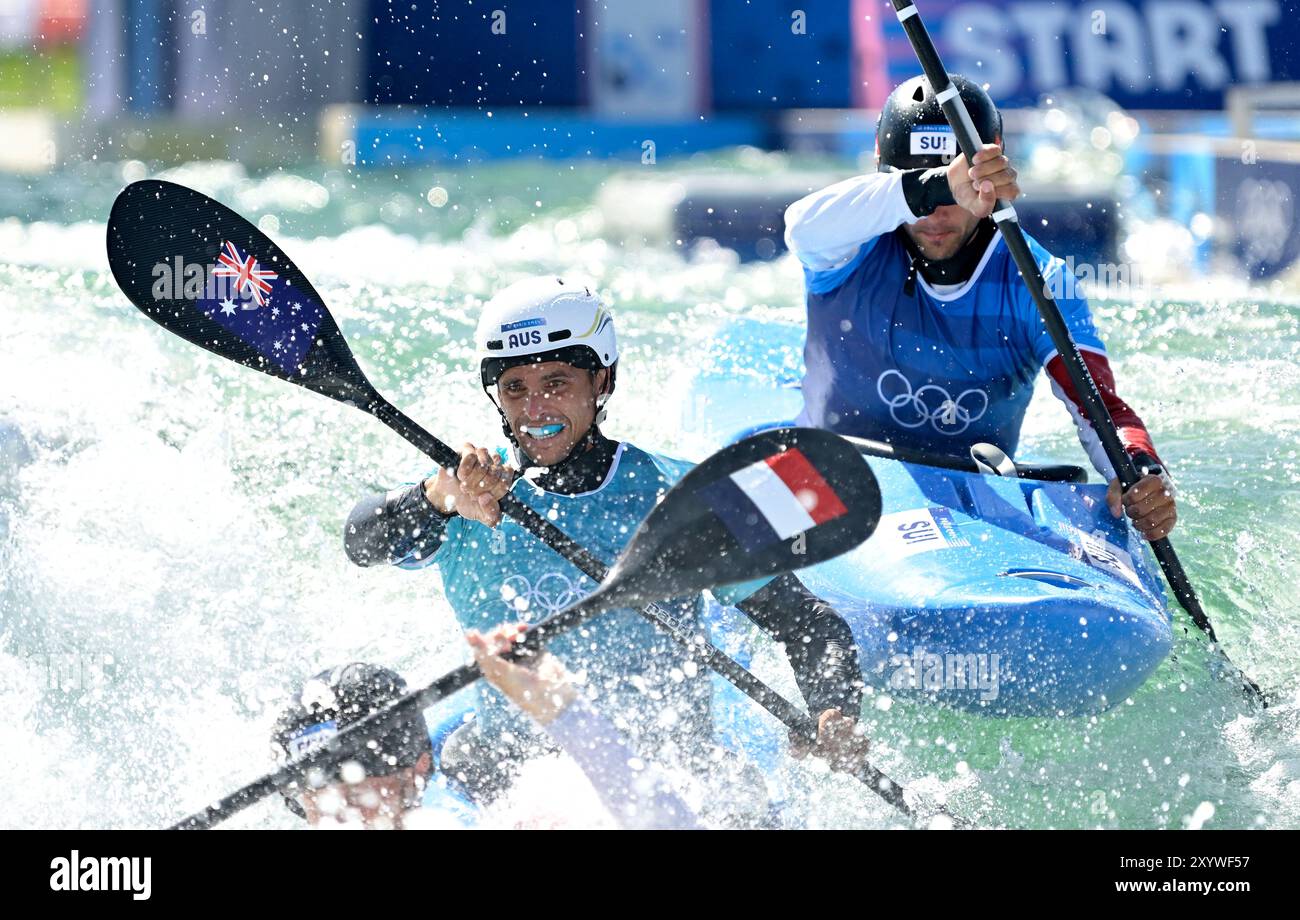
left=797, top=449, right=1171, bottom=716
left=689, top=318, right=1172, bottom=717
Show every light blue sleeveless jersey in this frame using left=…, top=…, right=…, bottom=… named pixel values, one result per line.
left=399, top=443, right=766, bottom=739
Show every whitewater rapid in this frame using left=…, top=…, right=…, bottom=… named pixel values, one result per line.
left=2, top=160, right=1298, bottom=828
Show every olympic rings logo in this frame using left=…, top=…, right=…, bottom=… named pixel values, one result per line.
left=876, top=370, right=989, bottom=436
left=499, top=572, right=585, bottom=621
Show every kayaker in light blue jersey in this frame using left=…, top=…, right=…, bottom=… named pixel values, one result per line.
left=785, top=74, right=1178, bottom=544
left=344, top=277, right=869, bottom=803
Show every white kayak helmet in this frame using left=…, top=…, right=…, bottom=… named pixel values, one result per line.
left=476, top=276, right=618, bottom=419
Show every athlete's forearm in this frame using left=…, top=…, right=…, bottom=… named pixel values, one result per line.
left=544, top=696, right=702, bottom=830
left=783, top=172, right=917, bottom=271
left=343, top=481, right=449, bottom=567
left=783, top=168, right=958, bottom=273
left=899, top=166, right=958, bottom=217
left=735, top=573, right=864, bottom=717
left=1045, top=352, right=1162, bottom=480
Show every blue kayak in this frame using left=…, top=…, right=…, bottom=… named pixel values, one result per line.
left=689, top=318, right=1172, bottom=717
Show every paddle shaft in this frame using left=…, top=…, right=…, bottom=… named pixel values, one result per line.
left=365, top=396, right=822, bottom=738
left=174, top=588, right=639, bottom=829
left=888, top=0, right=1264, bottom=705
left=175, top=586, right=921, bottom=828
left=174, top=661, right=483, bottom=829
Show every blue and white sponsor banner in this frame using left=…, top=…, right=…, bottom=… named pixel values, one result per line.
left=873, top=0, right=1300, bottom=110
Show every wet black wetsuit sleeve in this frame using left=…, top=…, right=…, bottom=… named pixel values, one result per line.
left=734, top=573, right=863, bottom=717
left=343, top=480, right=451, bottom=567
left=900, top=166, right=957, bottom=218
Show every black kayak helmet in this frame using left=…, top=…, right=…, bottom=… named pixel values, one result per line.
left=271, top=662, right=431, bottom=819
left=876, top=73, right=1003, bottom=172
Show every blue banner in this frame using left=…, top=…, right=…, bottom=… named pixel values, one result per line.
left=877, top=0, right=1300, bottom=110
left=363, top=1, right=1300, bottom=113
left=710, top=0, right=853, bottom=109
left=364, top=1, right=581, bottom=106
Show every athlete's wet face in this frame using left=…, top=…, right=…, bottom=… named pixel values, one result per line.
left=902, top=203, right=982, bottom=261
left=497, top=362, right=610, bottom=467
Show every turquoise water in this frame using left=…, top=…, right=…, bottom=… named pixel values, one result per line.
left=1, top=158, right=1297, bottom=828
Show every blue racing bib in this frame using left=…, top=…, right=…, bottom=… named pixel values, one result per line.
left=797, top=229, right=1105, bottom=459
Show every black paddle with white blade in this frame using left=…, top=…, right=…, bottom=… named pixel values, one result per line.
left=167, top=426, right=893, bottom=829
left=887, top=0, right=1266, bottom=708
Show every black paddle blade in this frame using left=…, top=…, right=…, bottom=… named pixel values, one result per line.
left=602, top=427, right=881, bottom=608
left=106, top=179, right=377, bottom=407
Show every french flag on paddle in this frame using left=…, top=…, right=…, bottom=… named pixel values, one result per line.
left=698, top=448, right=849, bottom=552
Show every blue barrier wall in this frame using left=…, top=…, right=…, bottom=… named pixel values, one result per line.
left=106, top=0, right=1300, bottom=117
left=364, top=0, right=582, bottom=106
left=709, top=0, right=853, bottom=109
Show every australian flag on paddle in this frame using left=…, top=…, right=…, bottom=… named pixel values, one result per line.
left=198, top=239, right=324, bottom=374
